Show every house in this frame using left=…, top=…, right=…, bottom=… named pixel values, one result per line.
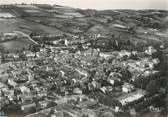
left=37, top=90, right=48, bottom=98
left=117, top=50, right=131, bottom=58
left=37, top=100, right=49, bottom=109
left=8, top=79, right=18, bottom=87
left=24, top=51, right=36, bottom=58
left=99, top=52, right=114, bottom=59
left=36, top=52, right=48, bottom=59
left=63, top=105, right=80, bottom=117
left=55, top=97, right=68, bottom=105
left=73, top=88, right=83, bottom=95
left=122, top=83, right=134, bottom=93
left=19, top=86, right=30, bottom=94
left=50, top=111, right=64, bottom=117
left=77, top=99, right=98, bottom=109
left=18, top=94, right=33, bottom=104
left=100, top=86, right=113, bottom=93
left=5, top=90, right=14, bottom=101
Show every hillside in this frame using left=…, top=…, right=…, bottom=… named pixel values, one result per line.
left=0, top=4, right=168, bottom=46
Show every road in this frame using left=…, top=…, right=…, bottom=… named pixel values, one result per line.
left=14, top=31, right=39, bottom=45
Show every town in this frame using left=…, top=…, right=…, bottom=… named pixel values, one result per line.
left=0, top=4, right=168, bottom=117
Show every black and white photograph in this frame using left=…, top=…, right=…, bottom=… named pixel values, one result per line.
left=0, top=0, right=168, bottom=117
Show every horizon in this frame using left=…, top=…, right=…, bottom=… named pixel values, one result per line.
left=0, top=0, right=167, bottom=10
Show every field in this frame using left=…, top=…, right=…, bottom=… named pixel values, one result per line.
left=0, top=13, right=15, bottom=18
left=0, top=18, right=64, bottom=35
left=0, top=4, right=168, bottom=51
left=0, top=40, right=31, bottom=52
left=0, top=16, right=64, bottom=52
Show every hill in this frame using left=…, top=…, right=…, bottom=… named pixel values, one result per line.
left=0, top=4, right=168, bottom=47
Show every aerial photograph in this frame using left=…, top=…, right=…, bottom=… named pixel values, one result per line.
left=0, top=0, right=168, bottom=117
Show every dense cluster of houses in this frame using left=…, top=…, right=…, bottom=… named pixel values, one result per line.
left=0, top=32, right=166, bottom=117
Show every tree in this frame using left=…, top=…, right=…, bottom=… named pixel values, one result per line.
left=81, top=114, right=89, bottom=117
left=120, top=68, right=132, bottom=81
left=146, top=80, right=160, bottom=94
left=165, top=94, right=168, bottom=113
left=101, top=112, right=114, bottom=117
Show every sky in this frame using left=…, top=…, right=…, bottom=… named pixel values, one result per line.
left=0, top=0, right=167, bottom=10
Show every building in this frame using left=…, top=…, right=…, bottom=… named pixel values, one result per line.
left=122, top=83, right=134, bottom=93
left=77, top=99, right=98, bottom=109
left=21, top=103, right=36, bottom=113
left=8, top=79, right=18, bottom=88
left=113, top=89, right=146, bottom=109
